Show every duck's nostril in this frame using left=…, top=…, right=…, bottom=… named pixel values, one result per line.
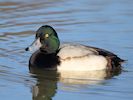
left=25, top=47, right=29, bottom=51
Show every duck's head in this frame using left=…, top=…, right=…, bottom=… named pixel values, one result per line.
left=25, top=25, right=60, bottom=54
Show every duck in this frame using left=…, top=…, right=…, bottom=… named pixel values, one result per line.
left=25, top=25, right=124, bottom=71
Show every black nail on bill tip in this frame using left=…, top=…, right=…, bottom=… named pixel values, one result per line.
left=25, top=47, right=29, bottom=51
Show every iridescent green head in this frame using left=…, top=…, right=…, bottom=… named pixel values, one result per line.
left=26, top=25, right=60, bottom=54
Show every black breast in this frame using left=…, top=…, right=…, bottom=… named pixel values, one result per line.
left=29, top=51, right=61, bottom=70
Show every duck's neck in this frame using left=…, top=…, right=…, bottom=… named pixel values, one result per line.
left=40, top=48, right=60, bottom=55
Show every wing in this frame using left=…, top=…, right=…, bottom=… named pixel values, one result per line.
left=58, top=43, right=98, bottom=60
left=87, top=45, right=125, bottom=69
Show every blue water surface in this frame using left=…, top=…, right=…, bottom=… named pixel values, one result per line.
left=0, top=0, right=133, bottom=100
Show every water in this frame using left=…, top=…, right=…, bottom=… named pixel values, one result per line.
left=0, top=0, right=133, bottom=100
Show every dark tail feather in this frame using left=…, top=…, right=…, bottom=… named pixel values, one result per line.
left=112, top=56, right=125, bottom=69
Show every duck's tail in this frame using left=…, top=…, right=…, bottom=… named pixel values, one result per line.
left=107, top=56, right=125, bottom=70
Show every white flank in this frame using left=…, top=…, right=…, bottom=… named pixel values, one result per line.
left=58, top=55, right=107, bottom=71
left=57, top=43, right=108, bottom=71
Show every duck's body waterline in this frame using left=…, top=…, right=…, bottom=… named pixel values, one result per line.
left=26, top=25, right=124, bottom=71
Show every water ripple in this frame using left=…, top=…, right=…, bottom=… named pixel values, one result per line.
left=0, top=0, right=133, bottom=100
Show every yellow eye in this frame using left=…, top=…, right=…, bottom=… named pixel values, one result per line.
left=45, top=34, right=49, bottom=38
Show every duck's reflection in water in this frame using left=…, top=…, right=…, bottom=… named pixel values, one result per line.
left=29, top=67, right=121, bottom=100
left=30, top=67, right=59, bottom=100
